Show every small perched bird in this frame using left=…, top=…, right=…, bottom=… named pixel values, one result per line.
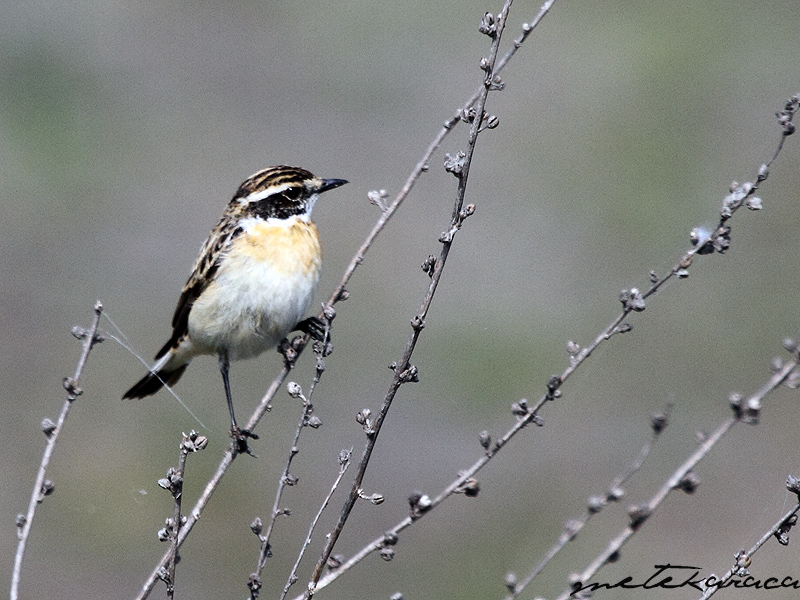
left=123, top=166, right=347, bottom=453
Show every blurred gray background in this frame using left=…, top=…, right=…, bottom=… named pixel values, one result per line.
left=3, top=1, right=800, bottom=598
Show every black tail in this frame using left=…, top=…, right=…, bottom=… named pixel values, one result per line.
left=122, top=364, right=188, bottom=399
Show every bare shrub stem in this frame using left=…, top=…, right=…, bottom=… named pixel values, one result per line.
left=11, top=301, right=104, bottom=600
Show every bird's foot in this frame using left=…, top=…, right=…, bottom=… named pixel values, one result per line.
left=231, top=427, right=259, bottom=457
left=296, top=316, right=328, bottom=341
left=297, top=317, right=334, bottom=357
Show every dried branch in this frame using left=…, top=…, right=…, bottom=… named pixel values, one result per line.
left=302, top=4, right=515, bottom=598
left=278, top=449, right=352, bottom=600
left=11, top=301, right=104, bottom=600
left=561, top=355, right=799, bottom=600
left=300, top=93, right=799, bottom=599
left=247, top=379, right=323, bottom=599
left=136, top=446, right=236, bottom=598
left=504, top=407, right=671, bottom=599
left=155, top=431, right=208, bottom=597
left=697, top=482, right=800, bottom=600
left=321, top=0, right=557, bottom=314
left=136, top=2, right=564, bottom=593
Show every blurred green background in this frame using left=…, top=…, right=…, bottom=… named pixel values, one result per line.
left=3, top=1, right=800, bottom=598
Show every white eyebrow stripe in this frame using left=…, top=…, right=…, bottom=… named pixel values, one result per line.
left=239, top=182, right=295, bottom=203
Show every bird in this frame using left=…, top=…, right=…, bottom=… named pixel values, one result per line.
left=123, top=165, right=348, bottom=454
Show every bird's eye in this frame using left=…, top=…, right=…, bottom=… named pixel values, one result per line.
left=283, top=187, right=301, bottom=201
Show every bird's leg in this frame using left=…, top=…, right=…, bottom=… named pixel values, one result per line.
left=218, top=350, right=258, bottom=457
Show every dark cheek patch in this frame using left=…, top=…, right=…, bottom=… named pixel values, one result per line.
left=251, top=189, right=306, bottom=220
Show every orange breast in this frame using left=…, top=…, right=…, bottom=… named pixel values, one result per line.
left=238, top=218, right=322, bottom=275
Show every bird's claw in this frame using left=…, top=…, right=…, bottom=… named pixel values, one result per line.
left=296, top=316, right=328, bottom=342
left=231, top=427, right=259, bottom=457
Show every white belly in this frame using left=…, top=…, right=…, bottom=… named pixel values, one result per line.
left=187, top=252, right=319, bottom=360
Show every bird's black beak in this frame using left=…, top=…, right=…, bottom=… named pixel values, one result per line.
left=319, top=178, right=348, bottom=193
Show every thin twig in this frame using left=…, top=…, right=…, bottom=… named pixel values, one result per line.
left=11, top=301, right=104, bottom=600
left=698, top=499, right=800, bottom=599
left=136, top=338, right=302, bottom=598
left=165, top=450, right=187, bottom=598
left=301, top=4, right=514, bottom=598
left=279, top=450, right=352, bottom=600
left=560, top=358, right=798, bottom=600
left=321, top=0, right=558, bottom=314
left=300, top=93, right=799, bottom=599
left=136, top=447, right=236, bottom=598
left=248, top=381, right=319, bottom=598
left=136, top=4, right=564, bottom=594
left=157, top=431, right=208, bottom=598
left=506, top=406, right=671, bottom=599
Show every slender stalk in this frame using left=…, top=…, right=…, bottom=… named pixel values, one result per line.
left=11, top=301, right=104, bottom=600
left=300, top=96, right=800, bottom=599
left=557, top=359, right=798, bottom=600
left=280, top=451, right=351, bottom=600
left=137, top=4, right=565, bottom=593
left=303, top=3, right=515, bottom=598
left=698, top=502, right=800, bottom=599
